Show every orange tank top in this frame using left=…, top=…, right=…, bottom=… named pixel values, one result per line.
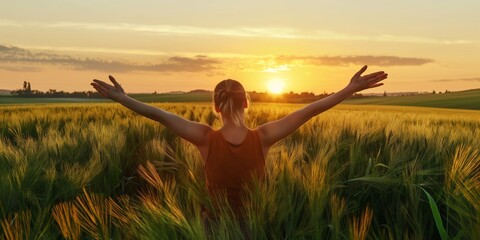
left=204, top=128, right=265, bottom=217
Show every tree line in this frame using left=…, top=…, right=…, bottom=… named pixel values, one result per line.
left=9, top=81, right=367, bottom=102
left=248, top=91, right=365, bottom=103
left=10, top=81, right=103, bottom=98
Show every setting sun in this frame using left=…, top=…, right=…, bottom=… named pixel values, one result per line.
left=267, top=78, right=286, bottom=94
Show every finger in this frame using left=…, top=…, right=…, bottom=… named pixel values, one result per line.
left=109, top=75, right=125, bottom=92
left=360, top=82, right=384, bottom=91
left=93, top=79, right=105, bottom=84
left=91, top=82, right=109, bottom=94
left=109, top=75, right=121, bottom=88
left=91, top=83, right=106, bottom=94
left=362, top=73, right=388, bottom=83
left=353, top=65, right=368, bottom=79
left=368, top=83, right=384, bottom=88
left=91, top=82, right=105, bottom=90
left=93, top=79, right=114, bottom=89
left=367, top=73, right=388, bottom=84
left=363, top=71, right=385, bottom=79
left=91, top=84, right=108, bottom=97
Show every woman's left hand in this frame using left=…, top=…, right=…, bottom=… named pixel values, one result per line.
left=347, top=65, right=388, bottom=92
left=91, top=75, right=127, bottom=102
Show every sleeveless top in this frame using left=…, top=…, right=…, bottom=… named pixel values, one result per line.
left=204, top=128, right=265, bottom=217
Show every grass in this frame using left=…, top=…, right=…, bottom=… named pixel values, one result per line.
left=0, top=102, right=479, bottom=239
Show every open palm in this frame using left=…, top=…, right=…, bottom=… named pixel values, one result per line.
left=348, top=65, right=388, bottom=92
left=91, top=76, right=126, bottom=102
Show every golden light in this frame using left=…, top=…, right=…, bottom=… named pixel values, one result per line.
left=262, top=65, right=290, bottom=73
left=267, top=78, right=286, bottom=94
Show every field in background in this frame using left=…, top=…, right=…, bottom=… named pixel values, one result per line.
left=1, top=103, right=479, bottom=239
left=2, top=88, right=480, bottom=110
left=345, top=89, right=480, bottom=110
left=0, top=97, right=107, bottom=104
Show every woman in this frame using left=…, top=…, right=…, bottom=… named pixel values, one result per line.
left=91, top=65, right=387, bottom=219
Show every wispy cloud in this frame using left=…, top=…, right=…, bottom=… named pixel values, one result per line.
left=262, top=65, right=291, bottom=73
left=14, top=44, right=264, bottom=58
left=275, top=55, right=434, bottom=67
left=16, top=45, right=171, bottom=56
left=0, top=65, right=40, bottom=72
left=0, top=44, right=221, bottom=73
left=0, top=19, right=474, bottom=45
left=224, top=55, right=434, bottom=74
left=0, top=44, right=435, bottom=75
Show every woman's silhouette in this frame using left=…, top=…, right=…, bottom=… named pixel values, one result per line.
left=91, top=65, right=387, bottom=220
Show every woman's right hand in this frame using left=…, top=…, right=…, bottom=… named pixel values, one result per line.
left=91, top=75, right=127, bottom=102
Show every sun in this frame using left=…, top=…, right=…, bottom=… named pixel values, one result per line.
left=267, top=78, right=286, bottom=94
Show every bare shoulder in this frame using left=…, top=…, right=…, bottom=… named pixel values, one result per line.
left=254, top=125, right=270, bottom=146
left=196, top=126, right=215, bottom=162
left=253, top=125, right=272, bottom=159
left=199, top=124, right=215, bottom=143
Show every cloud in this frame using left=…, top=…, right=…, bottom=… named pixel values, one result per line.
left=0, top=44, right=221, bottom=73
left=262, top=65, right=291, bottom=73
left=432, top=78, right=480, bottom=82
left=275, top=55, right=434, bottom=67
left=0, top=44, right=434, bottom=76
left=227, top=54, right=434, bottom=73
left=0, top=65, right=40, bottom=72
left=0, top=19, right=474, bottom=45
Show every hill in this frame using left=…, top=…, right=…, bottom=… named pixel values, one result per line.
left=345, top=89, right=480, bottom=110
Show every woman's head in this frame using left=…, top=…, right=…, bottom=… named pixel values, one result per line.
left=213, top=79, right=249, bottom=126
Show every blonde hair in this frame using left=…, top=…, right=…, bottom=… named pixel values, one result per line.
left=213, top=79, right=249, bottom=127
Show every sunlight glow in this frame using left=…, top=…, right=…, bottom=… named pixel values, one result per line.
left=262, top=65, right=290, bottom=73
left=267, top=78, right=286, bottom=94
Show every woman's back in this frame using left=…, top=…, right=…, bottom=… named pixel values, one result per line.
left=204, top=128, right=265, bottom=217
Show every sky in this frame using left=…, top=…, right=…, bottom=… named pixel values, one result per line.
left=1, top=0, right=479, bottom=94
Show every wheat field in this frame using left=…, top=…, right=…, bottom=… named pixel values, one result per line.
left=0, top=103, right=479, bottom=239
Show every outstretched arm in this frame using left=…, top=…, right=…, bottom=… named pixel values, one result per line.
left=257, top=65, right=388, bottom=147
left=91, top=76, right=211, bottom=146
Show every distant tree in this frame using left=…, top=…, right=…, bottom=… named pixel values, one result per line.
left=432, top=90, right=436, bottom=94
left=383, top=91, right=387, bottom=97
left=27, top=83, right=32, bottom=95
left=300, top=92, right=314, bottom=97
